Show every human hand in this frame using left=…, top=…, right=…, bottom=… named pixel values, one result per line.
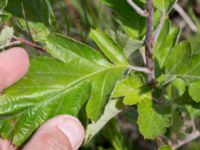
left=0, top=48, right=84, bottom=150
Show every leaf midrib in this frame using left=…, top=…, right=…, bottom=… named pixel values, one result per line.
left=3, top=65, right=128, bottom=117
left=61, top=65, right=127, bottom=92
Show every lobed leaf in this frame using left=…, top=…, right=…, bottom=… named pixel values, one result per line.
left=113, top=74, right=150, bottom=105
left=137, top=98, right=172, bottom=139
left=0, top=34, right=128, bottom=146
left=164, top=41, right=200, bottom=83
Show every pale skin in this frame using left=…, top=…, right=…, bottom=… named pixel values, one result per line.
left=0, top=48, right=84, bottom=150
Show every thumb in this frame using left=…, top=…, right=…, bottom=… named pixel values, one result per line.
left=23, top=115, right=85, bottom=150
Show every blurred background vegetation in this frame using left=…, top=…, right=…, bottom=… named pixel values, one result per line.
left=1, top=0, right=200, bottom=149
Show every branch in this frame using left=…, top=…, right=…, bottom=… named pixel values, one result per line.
left=12, top=36, right=45, bottom=52
left=128, top=65, right=151, bottom=74
left=0, top=26, right=45, bottom=52
left=145, top=0, right=154, bottom=83
left=172, top=131, right=200, bottom=150
left=127, top=0, right=148, bottom=17
left=0, top=41, right=22, bottom=50
left=154, top=11, right=166, bottom=41
left=173, top=3, right=198, bottom=32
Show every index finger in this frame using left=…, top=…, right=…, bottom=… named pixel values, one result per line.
left=0, top=47, right=29, bottom=91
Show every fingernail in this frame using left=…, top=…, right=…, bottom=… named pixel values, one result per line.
left=58, top=117, right=84, bottom=150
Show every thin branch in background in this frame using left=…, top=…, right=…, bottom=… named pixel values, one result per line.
left=174, top=3, right=198, bottom=32
left=172, top=131, right=200, bottom=150
left=145, top=0, right=154, bottom=83
left=128, top=65, right=151, bottom=74
left=154, top=11, right=166, bottom=41
left=127, top=0, right=148, bottom=17
left=12, top=36, right=45, bottom=52
left=0, top=26, right=45, bottom=52
left=0, top=41, right=22, bottom=50
left=191, top=119, right=197, bottom=132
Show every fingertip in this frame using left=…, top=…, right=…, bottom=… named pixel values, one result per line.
left=23, top=115, right=85, bottom=150
left=0, top=139, right=16, bottom=150
left=0, top=47, right=29, bottom=91
left=58, top=115, right=85, bottom=150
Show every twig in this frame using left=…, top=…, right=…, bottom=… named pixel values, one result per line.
left=127, top=0, right=148, bottom=17
left=172, top=131, right=200, bottom=150
left=145, top=0, right=154, bottom=83
left=191, top=119, right=197, bottom=132
left=0, top=26, right=45, bottom=52
left=0, top=41, right=22, bottom=50
left=12, top=36, right=45, bottom=52
left=173, top=3, right=198, bottom=32
left=154, top=11, right=166, bottom=41
left=128, top=65, right=151, bottom=74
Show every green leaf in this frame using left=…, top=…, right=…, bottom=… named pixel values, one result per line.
left=90, top=29, right=128, bottom=65
left=0, top=34, right=127, bottom=146
left=171, top=78, right=186, bottom=96
left=188, top=33, right=200, bottom=55
left=137, top=98, right=172, bottom=139
left=154, top=0, right=176, bottom=12
left=46, top=33, right=111, bottom=67
left=124, top=39, right=143, bottom=57
left=101, top=0, right=164, bottom=40
left=0, top=57, right=91, bottom=145
left=166, top=78, right=186, bottom=100
left=174, top=92, right=200, bottom=118
left=163, top=38, right=200, bottom=102
left=159, top=145, right=172, bottom=150
left=101, top=118, right=130, bottom=150
left=5, top=0, right=55, bottom=27
left=189, top=81, right=200, bottom=102
left=4, top=0, right=56, bottom=43
left=101, top=0, right=145, bottom=39
left=164, top=41, right=200, bottom=83
left=0, top=26, right=14, bottom=49
left=171, top=111, right=184, bottom=138
left=17, top=19, right=50, bottom=42
left=113, top=74, right=150, bottom=105
left=154, top=19, right=180, bottom=69
left=0, top=0, right=8, bottom=14
left=105, top=30, right=143, bottom=57
left=139, top=0, right=176, bottom=12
